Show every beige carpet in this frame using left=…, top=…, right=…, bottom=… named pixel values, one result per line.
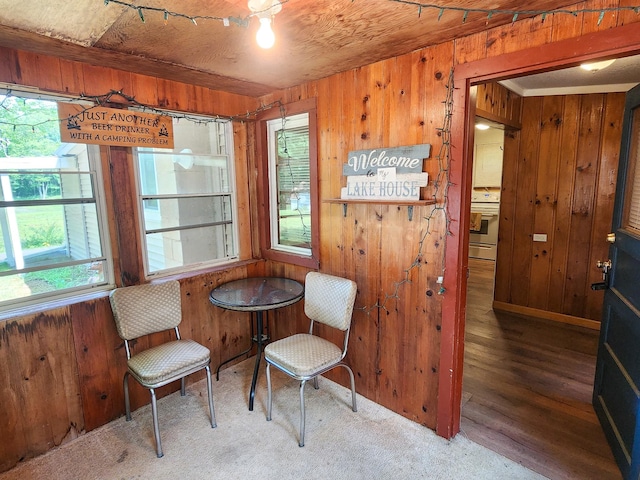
left=1, top=358, right=548, bottom=480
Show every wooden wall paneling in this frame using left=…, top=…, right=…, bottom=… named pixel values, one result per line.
left=563, top=95, right=604, bottom=317
left=548, top=96, right=580, bottom=313
left=476, top=82, right=522, bottom=129
left=0, top=322, right=27, bottom=472
left=494, top=129, right=520, bottom=303
left=380, top=52, right=420, bottom=418
left=324, top=72, right=346, bottom=276
left=0, top=309, right=84, bottom=470
left=375, top=55, right=414, bottom=414
left=376, top=206, right=405, bottom=414
left=109, top=146, right=144, bottom=286
left=15, top=50, right=63, bottom=92
left=180, top=270, right=238, bottom=381
left=364, top=62, right=390, bottom=403
left=245, top=121, right=262, bottom=261
left=550, top=3, right=587, bottom=42
left=187, top=84, right=204, bottom=113
left=510, top=97, right=542, bottom=306
left=581, top=0, right=621, bottom=33
left=475, top=83, right=493, bottom=116
left=129, top=72, right=159, bottom=106
left=155, top=77, right=174, bottom=110
left=506, top=90, right=523, bottom=126
left=619, top=0, right=640, bottom=25
left=453, top=31, right=488, bottom=65
left=337, top=69, right=358, bottom=278
left=484, top=16, right=552, bottom=57
left=156, top=78, right=189, bottom=112
left=410, top=50, right=430, bottom=146
left=387, top=56, right=412, bottom=148
left=0, top=46, right=18, bottom=84
left=198, top=268, right=252, bottom=374
left=58, top=59, right=85, bottom=96
left=233, top=121, right=253, bottom=261
left=70, top=297, right=125, bottom=431
left=494, top=83, right=508, bottom=120
left=585, top=93, right=624, bottom=320
left=420, top=42, right=453, bottom=429
left=528, top=96, right=564, bottom=310
left=80, top=64, right=131, bottom=99
left=347, top=64, right=380, bottom=403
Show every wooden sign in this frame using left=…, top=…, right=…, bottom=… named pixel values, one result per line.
left=341, top=172, right=429, bottom=200
left=340, top=144, right=430, bottom=201
left=58, top=103, right=174, bottom=148
left=343, top=144, right=431, bottom=176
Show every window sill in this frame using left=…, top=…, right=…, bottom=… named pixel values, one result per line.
left=0, top=287, right=113, bottom=322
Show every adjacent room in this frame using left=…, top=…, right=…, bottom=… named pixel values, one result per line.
left=1, top=1, right=640, bottom=479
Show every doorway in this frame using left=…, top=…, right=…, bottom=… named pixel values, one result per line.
left=461, top=61, right=640, bottom=479
left=437, top=22, right=640, bottom=479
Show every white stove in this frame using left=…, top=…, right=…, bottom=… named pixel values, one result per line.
left=470, top=190, right=500, bottom=260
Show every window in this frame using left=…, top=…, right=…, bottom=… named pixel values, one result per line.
left=258, top=99, right=319, bottom=268
left=0, top=91, right=113, bottom=311
left=134, top=117, right=238, bottom=276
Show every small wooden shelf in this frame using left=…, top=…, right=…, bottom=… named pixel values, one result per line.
left=324, top=198, right=436, bottom=220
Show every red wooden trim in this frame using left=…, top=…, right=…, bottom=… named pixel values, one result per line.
left=456, top=22, right=640, bottom=85
left=438, top=24, right=640, bottom=440
left=255, top=98, right=320, bottom=269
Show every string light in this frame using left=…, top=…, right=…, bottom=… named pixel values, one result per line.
left=103, top=0, right=639, bottom=29
left=0, top=89, right=284, bottom=130
left=1, top=72, right=454, bottom=316
left=103, top=0, right=253, bottom=28
left=390, top=1, right=640, bottom=26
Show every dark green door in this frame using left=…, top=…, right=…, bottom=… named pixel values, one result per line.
left=593, top=82, right=640, bottom=480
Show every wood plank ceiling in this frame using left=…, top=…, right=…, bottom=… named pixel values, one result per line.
left=0, top=1, right=582, bottom=97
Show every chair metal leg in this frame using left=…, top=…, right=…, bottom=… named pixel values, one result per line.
left=150, top=388, right=163, bottom=458
left=266, top=363, right=272, bottom=421
left=181, top=377, right=186, bottom=396
left=313, top=376, right=319, bottom=390
left=123, top=372, right=132, bottom=421
left=342, top=364, right=358, bottom=412
left=299, top=379, right=307, bottom=447
left=205, top=365, right=217, bottom=428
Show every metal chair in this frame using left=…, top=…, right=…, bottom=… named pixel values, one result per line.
left=264, top=271, right=358, bottom=446
left=109, top=280, right=216, bottom=458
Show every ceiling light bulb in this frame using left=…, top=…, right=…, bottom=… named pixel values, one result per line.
left=256, top=17, right=275, bottom=49
left=475, top=123, right=490, bottom=130
left=580, top=59, right=616, bottom=72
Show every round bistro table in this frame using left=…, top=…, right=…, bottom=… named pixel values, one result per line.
left=209, top=277, right=304, bottom=411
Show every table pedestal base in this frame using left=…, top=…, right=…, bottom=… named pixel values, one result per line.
left=215, top=311, right=269, bottom=411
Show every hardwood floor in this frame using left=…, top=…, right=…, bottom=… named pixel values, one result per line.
left=461, top=258, right=620, bottom=480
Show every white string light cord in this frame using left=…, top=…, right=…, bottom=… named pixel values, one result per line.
left=104, top=0, right=639, bottom=27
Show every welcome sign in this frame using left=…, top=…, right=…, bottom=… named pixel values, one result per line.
left=340, top=144, right=430, bottom=200
left=58, top=103, right=174, bottom=148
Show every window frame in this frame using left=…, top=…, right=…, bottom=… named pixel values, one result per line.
left=133, top=115, right=240, bottom=278
left=0, top=88, right=114, bottom=313
left=257, top=98, right=319, bottom=269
